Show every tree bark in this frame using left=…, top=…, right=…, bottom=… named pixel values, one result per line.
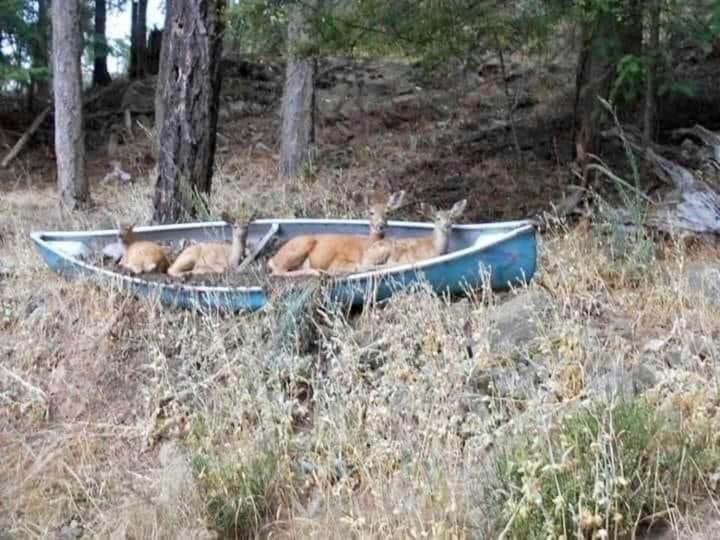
left=572, top=13, right=615, bottom=161
left=52, top=0, right=88, bottom=209
left=129, top=0, right=148, bottom=79
left=621, top=0, right=643, bottom=56
left=279, top=1, right=317, bottom=178
left=93, top=0, right=112, bottom=86
left=152, top=0, right=226, bottom=224
left=643, top=0, right=660, bottom=145
left=146, top=26, right=162, bottom=75
left=29, top=0, right=51, bottom=112
left=154, top=0, right=174, bottom=151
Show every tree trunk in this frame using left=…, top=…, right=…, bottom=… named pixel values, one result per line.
left=643, top=0, right=660, bottom=145
left=93, top=0, right=112, bottom=86
left=621, top=0, right=643, bottom=57
left=152, top=0, right=226, bottom=224
left=129, top=0, right=148, bottom=79
left=29, top=0, right=51, bottom=112
left=139, top=0, right=148, bottom=73
left=572, top=14, right=615, bottom=161
left=146, top=26, right=162, bottom=75
left=279, top=1, right=317, bottom=178
left=154, top=0, right=174, bottom=158
left=52, top=0, right=88, bottom=209
left=617, top=0, right=644, bottom=121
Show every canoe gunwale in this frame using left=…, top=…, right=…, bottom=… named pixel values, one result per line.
left=29, top=218, right=537, bottom=296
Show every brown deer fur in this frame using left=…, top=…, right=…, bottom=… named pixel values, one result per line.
left=118, top=224, right=171, bottom=274
left=267, top=190, right=406, bottom=277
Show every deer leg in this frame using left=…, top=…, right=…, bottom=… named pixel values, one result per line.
left=272, top=267, right=324, bottom=278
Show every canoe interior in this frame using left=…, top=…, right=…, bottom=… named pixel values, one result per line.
left=34, top=218, right=532, bottom=254
left=30, top=218, right=538, bottom=312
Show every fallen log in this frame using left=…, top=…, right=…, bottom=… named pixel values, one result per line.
left=0, top=106, right=51, bottom=168
left=601, top=125, right=720, bottom=235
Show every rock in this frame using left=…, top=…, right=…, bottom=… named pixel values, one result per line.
left=468, top=358, right=549, bottom=402
left=684, top=262, right=720, bottom=306
left=606, top=317, right=634, bottom=340
left=48, top=519, right=83, bottom=539
left=633, top=364, right=658, bottom=392
left=586, top=362, right=657, bottom=401
left=484, top=290, right=551, bottom=355
left=661, top=347, right=686, bottom=369
left=459, top=356, right=550, bottom=436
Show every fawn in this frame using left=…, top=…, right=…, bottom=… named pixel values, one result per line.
left=117, top=224, right=171, bottom=274
left=267, top=190, right=406, bottom=277
left=360, top=198, right=468, bottom=269
left=167, top=212, right=254, bottom=278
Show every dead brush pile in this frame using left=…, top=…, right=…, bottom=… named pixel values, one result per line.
left=2, top=161, right=720, bottom=539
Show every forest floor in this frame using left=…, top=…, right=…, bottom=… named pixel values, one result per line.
left=2, top=43, right=720, bottom=539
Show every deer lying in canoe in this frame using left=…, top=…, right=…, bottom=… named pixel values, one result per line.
left=167, top=212, right=255, bottom=278
left=117, top=224, right=171, bottom=274
left=360, top=198, right=468, bottom=269
left=267, top=190, right=407, bottom=277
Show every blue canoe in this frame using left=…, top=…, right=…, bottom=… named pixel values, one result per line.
left=29, top=217, right=538, bottom=312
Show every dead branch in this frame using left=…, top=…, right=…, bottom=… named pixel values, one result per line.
left=644, top=147, right=698, bottom=190
left=124, top=109, right=135, bottom=142
left=1, top=365, right=49, bottom=402
left=1, top=106, right=51, bottom=168
left=672, top=125, right=720, bottom=161
left=85, top=108, right=154, bottom=121
left=1, top=83, right=120, bottom=168
left=0, top=125, right=10, bottom=150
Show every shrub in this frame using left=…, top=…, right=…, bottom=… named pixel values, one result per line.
left=494, top=399, right=720, bottom=538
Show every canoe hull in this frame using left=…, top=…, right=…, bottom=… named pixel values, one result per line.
left=30, top=218, right=537, bottom=312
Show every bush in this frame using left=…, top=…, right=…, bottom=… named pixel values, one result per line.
left=186, top=416, right=286, bottom=538
left=494, top=399, right=720, bottom=538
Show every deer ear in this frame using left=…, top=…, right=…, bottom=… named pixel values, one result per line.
left=245, top=210, right=258, bottom=225
left=449, top=199, right=468, bottom=218
left=419, top=202, right=435, bottom=218
left=386, top=190, right=406, bottom=210
left=351, top=191, right=366, bottom=206
left=220, top=211, right=234, bottom=224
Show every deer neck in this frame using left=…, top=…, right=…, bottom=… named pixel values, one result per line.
left=119, top=233, right=135, bottom=256
left=369, top=230, right=384, bottom=242
left=432, top=227, right=451, bottom=255
left=228, top=231, right=246, bottom=267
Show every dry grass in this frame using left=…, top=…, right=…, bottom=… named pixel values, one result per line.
left=2, top=155, right=720, bottom=539
left=3, top=66, right=720, bottom=540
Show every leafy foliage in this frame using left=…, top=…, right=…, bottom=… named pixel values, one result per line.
left=224, top=0, right=561, bottom=72
left=1, top=0, right=129, bottom=91
left=0, top=0, right=42, bottom=87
